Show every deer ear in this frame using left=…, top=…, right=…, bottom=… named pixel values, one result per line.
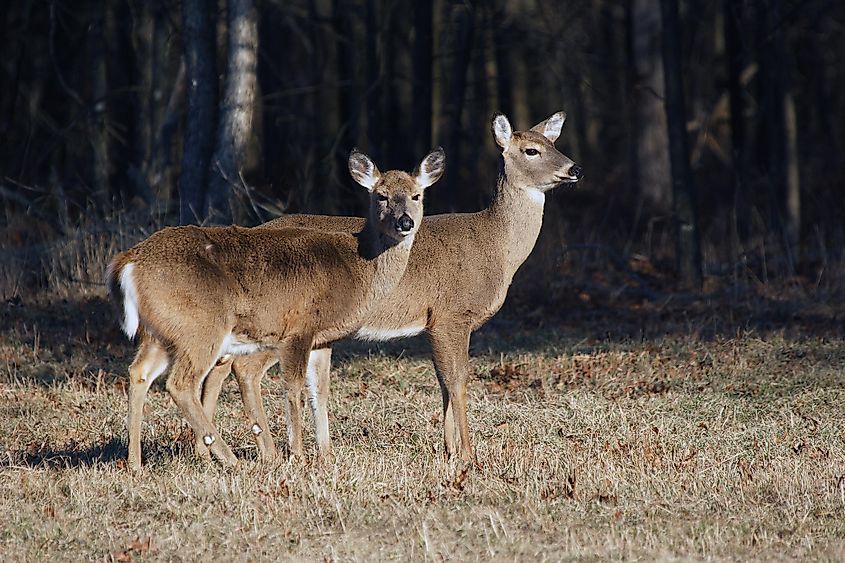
left=415, top=147, right=446, bottom=188
left=530, top=111, right=567, bottom=142
left=491, top=113, right=513, bottom=150
left=348, top=149, right=381, bottom=191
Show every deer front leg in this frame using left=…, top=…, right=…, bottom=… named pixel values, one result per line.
left=280, top=336, right=312, bottom=459
left=306, top=347, right=334, bottom=459
left=166, top=357, right=238, bottom=467
left=232, top=351, right=280, bottom=461
left=429, top=326, right=475, bottom=464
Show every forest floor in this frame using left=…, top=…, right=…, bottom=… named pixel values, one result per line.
left=1, top=289, right=844, bottom=561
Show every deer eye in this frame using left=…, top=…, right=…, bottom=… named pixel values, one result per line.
left=377, top=194, right=389, bottom=202
left=524, top=148, right=540, bottom=156
left=412, top=194, right=421, bottom=201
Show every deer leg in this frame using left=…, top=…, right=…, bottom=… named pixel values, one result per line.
left=126, top=337, right=169, bottom=471
left=196, top=358, right=233, bottom=460
left=306, top=347, right=334, bottom=459
left=166, top=357, right=238, bottom=467
left=429, top=326, right=475, bottom=464
left=232, top=351, right=280, bottom=461
left=280, top=336, right=312, bottom=459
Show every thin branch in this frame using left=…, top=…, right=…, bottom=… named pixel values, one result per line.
left=49, top=1, right=84, bottom=107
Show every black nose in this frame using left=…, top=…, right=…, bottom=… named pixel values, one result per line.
left=396, top=214, right=414, bottom=232
left=570, top=165, right=583, bottom=179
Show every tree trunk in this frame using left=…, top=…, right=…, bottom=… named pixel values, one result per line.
left=491, top=0, right=513, bottom=120
left=382, top=1, right=403, bottom=168
left=660, top=0, right=703, bottom=289
left=334, top=0, right=361, bottom=212
left=89, top=3, right=112, bottom=210
left=633, top=0, right=671, bottom=210
left=207, top=0, right=258, bottom=224
left=724, top=0, right=751, bottom=251
left=130, top=0, right=155, bottom=206
left=365, top=0, right=383, bottom=164
left=180, top=0, right=218, bottom=224
left=412, top=0, right=434, bottom=158
left=757, top=0, right=800, bottom=267
left=442, top=0, right=475, bottom=211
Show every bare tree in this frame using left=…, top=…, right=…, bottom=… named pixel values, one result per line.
left=88, top=2, right=113, bottom=209
left=758, top=0, right=800, bottom=266
left=632, top=0, right=671, bottom=210
left=412, top=0, right=434, bottom=159
left=442, top=0, right=475, bottom=211
left=724, top=0, right=751, bottom=250
left=207, top=0, right=259, bottom=223
left=365, top=0, right=383, bottom=164
left=180, top=0, right=218, bottom=224
left=129, top=0, right=155, bottom=206
left=660, top=0, right=702, bottom=288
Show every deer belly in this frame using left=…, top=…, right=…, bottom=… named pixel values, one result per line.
left=219, top=332, right=263, bottom=357
left=354, top=322, right=427, bottom=342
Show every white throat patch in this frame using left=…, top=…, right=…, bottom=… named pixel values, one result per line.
left=527, top=189, right=546, bottom=205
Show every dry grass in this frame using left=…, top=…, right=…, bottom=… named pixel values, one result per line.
left=1, top=292, right=844, bottom=561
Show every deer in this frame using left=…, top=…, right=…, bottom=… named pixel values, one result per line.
left=107, top=147, right=446, bottom=470
left=199, top=111, right=581, bottom=465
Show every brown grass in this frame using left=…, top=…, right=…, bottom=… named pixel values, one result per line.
left=1, top=289, right=844, bottom=561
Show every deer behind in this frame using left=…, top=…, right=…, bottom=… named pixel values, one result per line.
left=108, top=148, right=446, bottom=470
left=204, top=111, right=581, bottom=464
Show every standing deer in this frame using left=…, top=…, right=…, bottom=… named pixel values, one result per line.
left=108, top=148, right=446, bottom=470
left=202, top=111, right=581, bottom=464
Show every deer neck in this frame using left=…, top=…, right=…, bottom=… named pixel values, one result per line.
left=488, top=170, right=546, bottom=276
left=358, top=218, right=414, bottom=303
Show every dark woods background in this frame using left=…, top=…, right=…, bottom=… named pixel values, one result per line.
left=2, top=0, right=845, bottom=303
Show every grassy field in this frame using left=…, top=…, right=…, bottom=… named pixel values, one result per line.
left=1, top=291, right=844, bottom=561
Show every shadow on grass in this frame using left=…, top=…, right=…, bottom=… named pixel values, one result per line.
left=1, top=290, right=843, bottom=389
left=4, top=437, right=126, bottom=470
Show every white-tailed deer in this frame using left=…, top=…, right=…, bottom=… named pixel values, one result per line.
left=202, top=111, right=580, bottom=463
left=108, top=148, right=446, bottom=470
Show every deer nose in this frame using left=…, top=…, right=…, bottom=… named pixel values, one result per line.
left=570, top=165, right=583, bottom=179
left=396, top=214, right=414, bottom=232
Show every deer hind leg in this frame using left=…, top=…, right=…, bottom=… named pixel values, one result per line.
left=232, top=351, right=280, bottom=461
left=166, top=354, right=238, bottom=467
left=429, top=326, right=475, bottom=464
left=280, top=336, right=312, bottom=459
left=306, top=347, right=333, bottom=459
left=195, top=358, right=233, bottom=460
left=127, top=336, right=170, bottom=471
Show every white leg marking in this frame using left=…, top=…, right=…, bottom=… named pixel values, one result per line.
left=203, top=434, right=215, bottom=446
left=137, top=353, right=169, bottom=385
left=307, top=349, right=331, bottom=450
left=306, top=353, right=319, bottom=412
left=284, top=392, right=294, bottom=446
left=118, top=263, right=140, bottom=339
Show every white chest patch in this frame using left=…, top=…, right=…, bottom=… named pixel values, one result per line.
left=355, top=323, right=426, bottom=342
